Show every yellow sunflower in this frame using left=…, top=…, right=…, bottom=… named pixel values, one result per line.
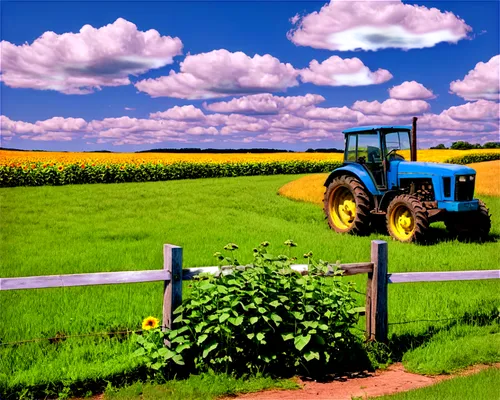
left=142, top=316, right=160, bottom=330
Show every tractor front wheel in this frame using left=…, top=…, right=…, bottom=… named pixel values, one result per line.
left=323, top=176, right=371, bottom=235
left=445, top=200, right=491, bottom=241
left=386, top=195, right=429, bottom=243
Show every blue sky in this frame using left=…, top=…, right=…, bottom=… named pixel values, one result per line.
left=1, top=0, right=499, bottom=151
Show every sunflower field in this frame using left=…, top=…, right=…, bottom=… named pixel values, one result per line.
left=1, top=149, right=499, bottom=187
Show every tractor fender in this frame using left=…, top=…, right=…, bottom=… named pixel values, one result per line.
left=324, top=164, right=382, bottom=196
left=378, top=190, right=402, bottom=212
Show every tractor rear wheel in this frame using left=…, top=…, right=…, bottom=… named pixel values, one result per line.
left=386, top=195, right=429, bottom=243
left=323, top=176, right=371, bottom=235
left=445, top=200, right=491, bottom=241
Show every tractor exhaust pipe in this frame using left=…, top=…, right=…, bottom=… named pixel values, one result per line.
left=411, top=116, right=418, bottom=162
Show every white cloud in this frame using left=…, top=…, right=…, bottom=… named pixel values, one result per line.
left=2, top=96, right=497, bottom=147
left=389, top=81, right=435, bottom=100
left=150, top=105, right=206, bottom=120
left=203, top=93, right=325, bottom=114
left=288, top=0, right=471, bottom=51
left=1, top=115, right=88, bottom=141
left=303, top=106, right=359, bottom=121
left=300, top=56, right=392, bottom=87
left=0, top=18, right=183, bottom=94
left=352, top=99, right=431, bottom=116
left=135, top=49, right=299, bottom=99
left=449, top=55, right=500, bottom=101
left=443, top=100, right=499, bottom=121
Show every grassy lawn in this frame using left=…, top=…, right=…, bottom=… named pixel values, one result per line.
left=1, top=175, right=499, bottom=397
left=103, top=373, right=298, bottom=400
left=373, top=367, right=500, bottom=399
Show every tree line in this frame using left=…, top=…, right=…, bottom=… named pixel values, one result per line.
left=430, top=141, right=500, bottom=150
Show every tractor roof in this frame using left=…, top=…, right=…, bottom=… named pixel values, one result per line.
left=342, top=125, right=411, bottom=134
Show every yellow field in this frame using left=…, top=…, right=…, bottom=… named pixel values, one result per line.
left=279, top=160, right=500, bottom=204
left=1, top=149, right=499, bottom=166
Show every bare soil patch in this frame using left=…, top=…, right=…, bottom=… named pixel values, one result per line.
left=224, top=363, right=499, bottom=400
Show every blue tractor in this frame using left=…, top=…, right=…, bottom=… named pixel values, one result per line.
left=323, top=118, right=491, bottom=243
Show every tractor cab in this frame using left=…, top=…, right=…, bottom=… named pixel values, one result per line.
left=343, top=125, right=412, bottom=190
left=323, top=118, right=491, bottom=243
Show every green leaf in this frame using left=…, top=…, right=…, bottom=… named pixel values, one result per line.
left=256, top=332, right=265, bottom=342
left=304, top=351, right=320, bottom=362
left=219, top=313, right=230, bottom=323
left=197, top=334, right=208, bottom=345
left=281, top=333, right=294, bottom=341
left=229, top=316, right=244, bottom=326
left=270, top=313, right=282, bottom=324
left=133, top=348, right=145, bottom=357
left=217, top=285, right=228, bottom=294
left=258, top=307, right=267, bottom=314
left=318, top=324, right=329, bottom=331
left=334, top=332, right=342, bottom=338
left=269, top=300, right=280, bottom=308
left=176, top=343, right=191, bottom=353
left=247, top=333, right=255, bottom=340
left=292, top=311, right=304, bottom=320
left=173, top=305, right=185, bottom=315
left=249, top=316, right=259, bottom=325
left=151, top=362, right=163, bottom=370
left=202, top=341, right=218, bottom=358
left=172, top=354, right=185, bottom=365
left=314, top=335, right=326, bottom=345
left=351, top=307, right=366, bottom=314
left=294, top=334, right=311, bottom=351
left=305, top=305, right=314, bottom=313
left=199, top=283, right=216, bottom=290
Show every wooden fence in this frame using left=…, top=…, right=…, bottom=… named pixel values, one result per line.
left=1, top=241, right=498, bottom=342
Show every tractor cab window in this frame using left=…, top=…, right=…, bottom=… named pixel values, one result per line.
left=346, top=135, right=357, bottom=161
left=357, top=133, right=385, bottom=188
left=385, top=131, right=411, bottom=160
left=357, top=134, right=382, bottom=165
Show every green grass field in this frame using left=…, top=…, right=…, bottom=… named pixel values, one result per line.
left=1, top=175, right=499, bottom=397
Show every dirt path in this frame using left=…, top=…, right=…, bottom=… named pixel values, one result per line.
left=224, top=363, right=499, bottom=400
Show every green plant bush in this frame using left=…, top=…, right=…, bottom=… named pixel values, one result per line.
left=134, top=242, right=361, bottom=378
left=0, top=161, right=342, bottom=187
left=444, top=153, right=500, bottom=165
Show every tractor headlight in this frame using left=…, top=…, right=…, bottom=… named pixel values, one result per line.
left=469, top=175, right=475, bottom=181
left=458, top=176, right=467, bottom=182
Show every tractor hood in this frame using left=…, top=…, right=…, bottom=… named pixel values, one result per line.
left=397, top=161, right=476, bottom=177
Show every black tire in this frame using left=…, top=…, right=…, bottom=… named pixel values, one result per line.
left=445, top=200, right=491, bottom=241
left=323, top=176, right=371, bottom=235
left=386, top=195, right=429, bottom=243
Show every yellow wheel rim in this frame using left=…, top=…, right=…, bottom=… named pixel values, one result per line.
left=329, top=186, right=356, bottom=230
left=390, top=205, right=415, bottom=240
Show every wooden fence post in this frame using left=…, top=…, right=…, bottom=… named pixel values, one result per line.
left=366, top=240, right=388, bottom=342
left=163, top=244, right=183, bottom=334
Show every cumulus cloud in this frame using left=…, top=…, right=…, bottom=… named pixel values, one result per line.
left=442, top=100, right=500, bottom=121
left=0, top=18, right=183, bottom=94
left=1, top=115, right=87, bottom=141
left=389, top=81, right=435, bottom=100
left=134, top=49, right=299, bottom=99
left=418, top=113, right=488, bottom=132
left=352, top=99, right=430, bottom=116
left=449, top=55, right=500, bottom=101
left=300, top=56, right=392, bottom=86
left=2, top=96, right=497, bottom=147
left=203, top=93, right=325, bottom=114
left=287, top=0, right=471, bottom=51
left=303, top=106, right=359, bottom=121
left=150, top=105, right=206, bottom=120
